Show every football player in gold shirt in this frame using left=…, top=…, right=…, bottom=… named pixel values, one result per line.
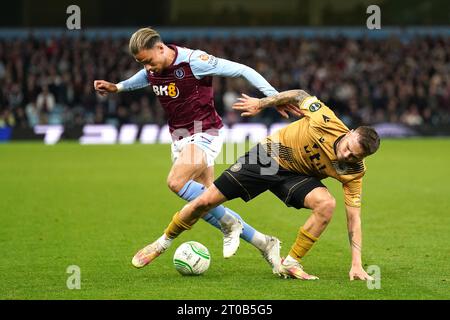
left=136, top=89, right=380, bottom=281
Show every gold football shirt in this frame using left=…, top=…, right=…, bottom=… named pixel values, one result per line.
left=262, top=96, right=365, bottom=207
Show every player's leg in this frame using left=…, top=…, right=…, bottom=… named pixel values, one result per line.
left=167, top=142, right=207, bottom=194
left=169, top=144, right=277, bottom=261
left=167, top=143, right=244, bottom=257
left=132, top=184, right=227, bottom=268
left=278, top=186, right=335, bottom=280
left=170, top=133, right=280, bottom=261
left=302, top=187, right=336, bottom=238
left=286, top=186, right=335, bottom=263
left=190, top=166, right=224, bottom=229
left=195, top=165, right=277, bottom=256
left=132, top=142, right=282, bottom=271
left=270, top=176, right=329, bottom=280
left=167, top=143, right=230, bottom=228
left=278, top=187, right=335, bottom=280
left=211, top=144, right=284, bottom=273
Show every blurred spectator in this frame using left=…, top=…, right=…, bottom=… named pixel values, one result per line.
left=0, top=34, right=449, bottom=129
left=401, top=105, right=424, bottom=126
left=35, top=86, right=55, bottom=117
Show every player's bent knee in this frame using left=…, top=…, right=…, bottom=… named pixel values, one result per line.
left=305, top=188, right=335, bottom=211
left=323, top=197, right=336, bottom=211
left=316, top=197, right=336, bottom=221
left=167, top=177, right=187, bottom=194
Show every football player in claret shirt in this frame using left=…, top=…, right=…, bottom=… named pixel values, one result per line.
left=94, top=28, right=302, bottom=272
left=139, top=89, right=380, bottom=280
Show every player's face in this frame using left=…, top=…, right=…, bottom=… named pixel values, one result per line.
left=336, top=131, right=365, bottom=163
left=135, top=44, right=166, bottom=73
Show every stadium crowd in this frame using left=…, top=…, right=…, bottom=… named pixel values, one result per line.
left=0, top=34, right=449, bottom=129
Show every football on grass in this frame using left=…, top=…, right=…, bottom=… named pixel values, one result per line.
left=173, top=241, right=211, bottom=275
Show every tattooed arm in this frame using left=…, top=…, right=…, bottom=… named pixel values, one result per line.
left=232, top=90, right=310, bottom=118
left=346, top=205, right=374, bottom=281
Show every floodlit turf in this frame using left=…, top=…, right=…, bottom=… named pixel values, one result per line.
left=0, top=139, right=449, bottom=300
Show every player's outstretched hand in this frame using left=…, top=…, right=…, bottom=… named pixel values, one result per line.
left=232, top=94, right=303, bottom=119
left=94, top=80, right=118, bottom=96
left=232, top=94, right=262, bottom=117
left=349, top=265, right=374, bottom=281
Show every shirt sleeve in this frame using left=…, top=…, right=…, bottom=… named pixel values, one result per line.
left=298, top=96, right=334, bottom=122
left=189, top=50, right=278, bottom=97
left=297, top=95, right=348, bottom=131
left=116, top=68, right=150, bottom=92
left=342, top=178, right=363, bottom=207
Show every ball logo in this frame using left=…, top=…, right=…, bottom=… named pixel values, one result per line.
left=174, top=68, right=185, bottom=79
left=173, top=241, right=210, bottom=276
left=152, top=83, right=180, bottom=98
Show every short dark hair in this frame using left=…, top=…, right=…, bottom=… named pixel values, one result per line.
left=355, top=126, right=380, bottom=156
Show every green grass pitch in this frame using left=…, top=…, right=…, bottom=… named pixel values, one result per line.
left=0, top=139, right=449, bottom=300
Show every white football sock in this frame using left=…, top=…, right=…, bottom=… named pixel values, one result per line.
left=251, top=232, right=269, bottom=251
left=283, top=255, right=298, bottom=265
left=218, top=210, right=238, bottom=228
left=156, top=234, right=173, bottom=250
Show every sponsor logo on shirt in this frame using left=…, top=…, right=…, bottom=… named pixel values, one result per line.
left=198, top=53, right=218, bottom=68
left=152, top=82, right=179, bottom=98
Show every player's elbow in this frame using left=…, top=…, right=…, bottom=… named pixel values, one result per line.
left=240, top=64, right=261, bottom=79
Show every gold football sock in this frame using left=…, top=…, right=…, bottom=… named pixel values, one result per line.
left=288, top=227, right=319, bottom=262
left=164, top=212, right=194, bottom=239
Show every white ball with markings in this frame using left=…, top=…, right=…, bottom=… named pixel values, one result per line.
left=173, top=241, right=211, bottom=276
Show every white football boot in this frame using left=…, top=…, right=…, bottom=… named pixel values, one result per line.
left=222, top=217, right=243, bottom=258
left=260, top=236, right=282, bottom=274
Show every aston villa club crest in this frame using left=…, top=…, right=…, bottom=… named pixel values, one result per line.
left=174, top=68, right=185, bottom=79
